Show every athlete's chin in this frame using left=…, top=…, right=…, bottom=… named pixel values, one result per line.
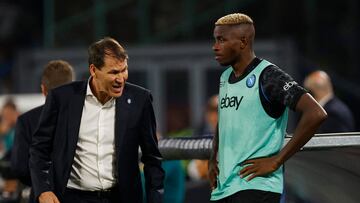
left=216, top=58, right=231, bottom=66
left=218, top=61, right=232, bottom=67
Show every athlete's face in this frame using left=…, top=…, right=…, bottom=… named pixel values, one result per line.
left=90, top=55, right=128, bottom=103
left=212, top=25, right=242, bottom=66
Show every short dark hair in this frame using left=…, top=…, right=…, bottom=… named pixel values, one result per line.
left=41, top=60, right=74, bottom=90
left=2, top=98, right=17, bottom=111
left=88, top=37, right=128, bottom=69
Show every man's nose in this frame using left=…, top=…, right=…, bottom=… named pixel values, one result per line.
left=212, top=43, right=219, bottom=51
left=115, top=75, right=124, bottom=83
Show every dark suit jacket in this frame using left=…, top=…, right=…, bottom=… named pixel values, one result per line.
left=317, top=96, right=355, bottom=133
left=29, top=81, right=164, bottom=203
left=11, top=105, right=43, bottom=186
left=11, top=105, right=43, bottom=203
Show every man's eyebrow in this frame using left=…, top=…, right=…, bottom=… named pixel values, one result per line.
left=121, top=65, right=128, bottom=71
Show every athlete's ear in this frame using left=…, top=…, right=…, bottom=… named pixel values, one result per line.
left=239, top=36, right=248, bottom=49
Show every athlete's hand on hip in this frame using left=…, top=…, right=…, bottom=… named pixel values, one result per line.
left=239, top=156, right=281, bottom=181
left=39, top=191, right=60, bottom=203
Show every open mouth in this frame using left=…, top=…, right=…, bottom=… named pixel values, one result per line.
left=112, top=84, right=122, bottom=93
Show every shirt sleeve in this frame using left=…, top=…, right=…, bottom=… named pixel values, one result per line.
left=260, top=65, right=307, bottom=110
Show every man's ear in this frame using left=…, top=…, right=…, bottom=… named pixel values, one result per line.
left=89, top=64, right=96, bottom=77
left=41, top=84, right=48, bottom=96
left=239, top=36, right=248, bottom=49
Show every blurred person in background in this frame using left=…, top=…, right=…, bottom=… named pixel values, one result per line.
left=29, top=37, right=164, bottom=203
left=11, top=60, right=75, bottom=203
left=160, top=157, right=185, bottom=203
left=187, top=95, right=219, bottom=202
left=209, top=13, right=327, bottom=203
left=0, top=99, right=19, bottom=157
left=303, top=70, right=355, bottom=133
left=0, top=99, right=19, bottom=202
left=193, top=95, right=218, bottom=138
left=142, top=132, right=185, bottom=203
left=188, top=94, right=218, bottom=180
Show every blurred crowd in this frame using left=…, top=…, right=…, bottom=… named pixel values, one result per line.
left=0, top=98, right=20, bottom=202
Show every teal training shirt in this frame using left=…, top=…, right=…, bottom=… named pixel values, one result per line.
left=211, top=60, right=289, bottom=201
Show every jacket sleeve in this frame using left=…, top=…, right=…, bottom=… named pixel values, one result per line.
left=11, top=116, right=32, bottom=186
left=29, top=91, right=58, bottom=199
left=139, top=92, right=165, bottom=203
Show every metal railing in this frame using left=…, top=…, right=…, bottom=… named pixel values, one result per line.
left=158, top=132, right=360, bottom=160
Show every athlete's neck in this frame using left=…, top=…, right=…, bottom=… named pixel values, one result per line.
left=232, top=54, right=256, bottom=78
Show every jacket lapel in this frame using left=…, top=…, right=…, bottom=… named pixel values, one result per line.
left=115, top=85, right=131, bottom=151
left=114, top=86, right=131, bottom=176
left=67, top=82, right=87, bottom=156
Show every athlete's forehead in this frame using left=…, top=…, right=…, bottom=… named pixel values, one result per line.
left=214, top=25, right=241, bottom=38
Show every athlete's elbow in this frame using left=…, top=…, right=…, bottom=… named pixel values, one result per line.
left=313, top=105, right=328, bottom=125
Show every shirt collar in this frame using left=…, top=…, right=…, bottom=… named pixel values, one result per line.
left=86, top=77, right=94, bottom=96
left=229, top=57, right=262, bottom=84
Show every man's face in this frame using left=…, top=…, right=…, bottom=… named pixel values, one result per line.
left=90, top=55, right=128, bottom=99
left=1, top=107, right=18, bottom=126
left=212, top=25, right=242, bottom=66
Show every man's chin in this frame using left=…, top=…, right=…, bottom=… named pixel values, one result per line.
left=112, top=92, right=123, bottom=98
left=111, top=90, right=123, bottom=98
left=219, top=62, right=231, bottom=67
left=216, top=59, right=231, bottom=66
